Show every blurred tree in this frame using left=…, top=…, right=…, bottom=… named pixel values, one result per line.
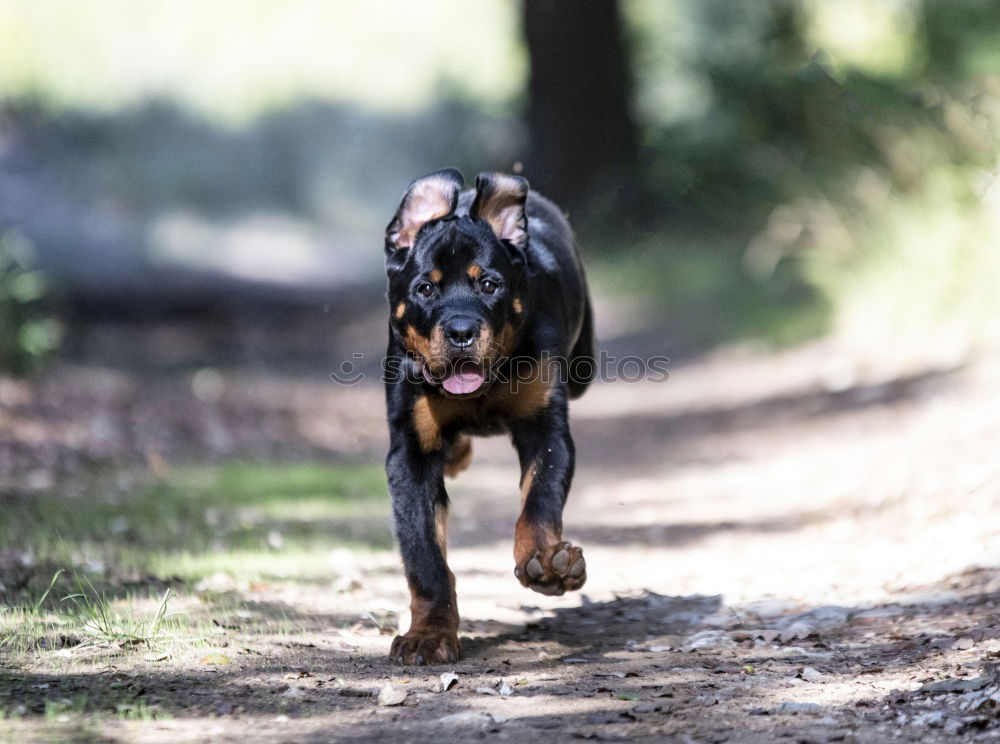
left=522, top=0, right=638, bottom=216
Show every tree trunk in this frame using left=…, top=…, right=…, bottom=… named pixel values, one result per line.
left=522, top=0, right=637, bottom=216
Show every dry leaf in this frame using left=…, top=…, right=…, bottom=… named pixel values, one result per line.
left=378, top=682, right=408, bottom=706
left=199, top=653, right=230, bottom=665
left=799, top=666, right=825, bottom=682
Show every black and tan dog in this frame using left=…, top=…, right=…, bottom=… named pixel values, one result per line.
left=383, top=168, right=595, bottom=665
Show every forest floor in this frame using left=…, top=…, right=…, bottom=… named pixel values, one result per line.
left=1, top=336, right=999, bottom=743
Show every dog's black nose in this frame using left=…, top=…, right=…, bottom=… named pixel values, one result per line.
left=444, top=317, right=480, bottom=348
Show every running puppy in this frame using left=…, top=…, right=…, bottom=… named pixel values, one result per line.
left=383, top=168, right=596, bottom=665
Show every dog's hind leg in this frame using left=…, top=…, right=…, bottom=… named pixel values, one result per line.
left=567, top=294, right=597, bottom=400
left=443, top=435, right=473, bottom=478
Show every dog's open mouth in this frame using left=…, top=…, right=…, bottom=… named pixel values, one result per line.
left=442, top=360, right=485, bottom=395
left=422, top=359, right=485, bottom=396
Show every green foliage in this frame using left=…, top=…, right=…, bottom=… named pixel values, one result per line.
left=623, top=0, right=1000, bottom=344
left=0, top=232, right=61, bottom=375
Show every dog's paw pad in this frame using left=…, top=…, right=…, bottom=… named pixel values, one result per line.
left=551, top=548, right=569, bottom=573
left=526, top=556, right=544, bottom=579
left=516, top=541, right=586, bottom=596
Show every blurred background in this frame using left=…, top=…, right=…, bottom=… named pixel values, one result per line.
left=2, top=2, right=1000, bottom=735
left=2, top=0, right=998, bottom=380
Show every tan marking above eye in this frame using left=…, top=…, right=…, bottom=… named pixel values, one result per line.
left=467, top=264, right=482, bottom=280
left=429, top=268, right=443, bottom=283
left=395, top=302, right=407, bottom=319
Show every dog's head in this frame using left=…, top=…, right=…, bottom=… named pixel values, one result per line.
left=385, top=168, right=529, bottom=398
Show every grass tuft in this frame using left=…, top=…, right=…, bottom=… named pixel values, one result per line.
left=61, top=574, right=178, bottom=649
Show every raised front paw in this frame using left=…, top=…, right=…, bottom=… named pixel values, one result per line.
left=389, top=631, right=461, bottom=665
left=514, top=541, right=586, bottom=596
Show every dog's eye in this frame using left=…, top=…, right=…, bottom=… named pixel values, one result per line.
left=415, top=282, right=434, bottom=298
left=480, top=279, right=498, bottom=295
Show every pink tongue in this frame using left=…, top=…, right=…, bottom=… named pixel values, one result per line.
left=442, top=363, right=485, bottom=395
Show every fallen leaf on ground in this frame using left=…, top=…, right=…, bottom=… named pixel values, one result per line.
left=852, top=606, right=904, bottom=625
left=439, top=672, right=459, bottom=691
left=919, top=677, right=991, bottom=693
left=438, top=711, right=490, bottom=725
left=199, top=653, right=230, bottom=665
left=143, top=652, right=170, bottom=662
left=798, top=666, right=824, bottom=682
left=378, top=682, right=408, bottom=706
left=775, top=701, right=821, bottom=714
left=681, top=630, right=735, bottom=652
left=779, top=622, right=814, bottom=642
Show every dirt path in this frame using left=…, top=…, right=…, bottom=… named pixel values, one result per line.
left=3, top=341, right=1000, bottom=742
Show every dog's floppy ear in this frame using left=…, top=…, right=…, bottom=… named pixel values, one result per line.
left=471, top=172, right=529, bottom=250
left=385, top=168, right=464, bottom=253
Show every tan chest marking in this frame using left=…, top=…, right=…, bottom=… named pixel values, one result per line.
left=412, top=394, right=466, bottom=452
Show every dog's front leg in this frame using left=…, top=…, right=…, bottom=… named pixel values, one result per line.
left=385, top=404, right=460, bottom=665
left=510, top=389, right=587, bottom=596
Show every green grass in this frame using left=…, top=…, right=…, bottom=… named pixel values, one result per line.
left=0, top=461, right=389, bottom=643
left=0, top=460, right=391, bottom=677
left=1, top=461, right=389, bottom=588
left=61, top=579, right=177, bottom=649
